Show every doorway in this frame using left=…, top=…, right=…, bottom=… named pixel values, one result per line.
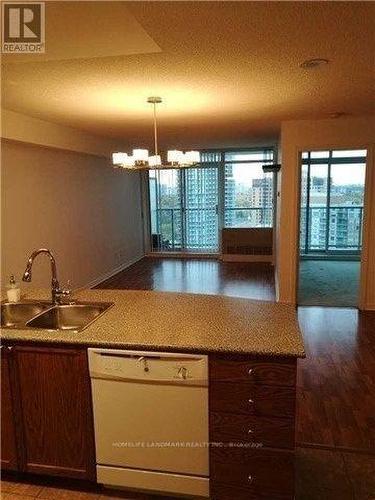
left=298, top=149, right=367, bottom=307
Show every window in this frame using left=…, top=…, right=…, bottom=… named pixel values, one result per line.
left=224, top=149, right=274, bottom=228
left=148, top=147, right=276, bottom=253
left=300, top=149, right=367, bottom=255
left=149, top=169, right=183, bottom=251
left=149, top=167, right=218, bottom=252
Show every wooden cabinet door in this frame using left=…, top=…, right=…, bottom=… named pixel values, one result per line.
left=12, top=346, right=95, bottom=480
left=1, top=346, right=19, bottom=471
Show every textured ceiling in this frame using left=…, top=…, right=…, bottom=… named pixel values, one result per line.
left=2, top=1, right=374, bottom=149
left=1, top=2, right=161, bottom=63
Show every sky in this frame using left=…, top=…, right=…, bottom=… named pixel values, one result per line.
left=154, top=155, right=367, bottom=189
left=155, top=162, right=272, bottom=188
left=308, top=163, right=366, bottom=186
left=228, top=164, right=271, bottom=186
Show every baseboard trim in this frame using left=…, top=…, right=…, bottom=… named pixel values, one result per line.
left=220, top=254, right=273, bottom=263
left=274, top=266, right=280, bottom=303
left=146, top=252, right=219, bottom=259
left=76, top=255, right=144, bottom=291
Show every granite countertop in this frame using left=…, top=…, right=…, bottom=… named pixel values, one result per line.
left=1, top=289, right=305, bottom=358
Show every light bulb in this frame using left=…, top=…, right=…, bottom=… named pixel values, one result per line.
left=185, top=151, right=200, bottom=164
left=112, top=152, right=128, bottom=166
left=167, top=150, right=183, bottom=164
left=133, top=149, right=149, bottom=162
left=122, top=155, right=135, bottom=168
left=149, top=155, right=162, bottom=167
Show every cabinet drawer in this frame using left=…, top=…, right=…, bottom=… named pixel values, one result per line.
left=210, top=411, right=295, bottom=449
left=210, top=483, right=294, bottom=500
left=210, top=357, right=296, bottom=387
left=210, top=382, right=296, bottom=418
left=211, top=447, right=294, bottom=497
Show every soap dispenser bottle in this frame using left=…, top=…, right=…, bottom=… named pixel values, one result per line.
left=7, top=275, right=21, bottom=303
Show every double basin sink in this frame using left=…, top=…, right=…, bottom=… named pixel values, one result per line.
left=1, top=300, right=113, bottom=333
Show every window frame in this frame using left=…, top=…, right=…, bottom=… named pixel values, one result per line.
left=299, top=149, right=367, bottom=256
left=146, top=145, right=277, bottom=254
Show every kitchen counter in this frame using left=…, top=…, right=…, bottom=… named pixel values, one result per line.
left=1, top=289, right=305, bottom=357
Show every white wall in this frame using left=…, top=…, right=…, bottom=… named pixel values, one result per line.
left=276, top=115, right=375, bottom=310
left=1, top=140, right=144, bottom=290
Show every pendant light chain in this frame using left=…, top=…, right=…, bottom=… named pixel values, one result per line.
left=111, top=96, right=199, bottom=169
left=153, top=100, right=158, bottom=156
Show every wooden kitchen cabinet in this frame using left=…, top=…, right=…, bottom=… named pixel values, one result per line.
left=1, top=344, right=96, bottom=481
left=209, top=355, right=297, bottom=500
left=2, top=341, right=298, bottom=498
left=1, top=346, right=19, bottom=471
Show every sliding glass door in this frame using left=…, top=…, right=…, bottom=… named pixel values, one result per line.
left=149, top=169, right=183, bottom=251
left=184, top=167, right=219, bottom=251
left=149, top=167, right=219, bottom=252
left=300, top=149, right=367, bottom=255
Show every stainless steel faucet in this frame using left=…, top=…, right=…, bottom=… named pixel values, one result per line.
left=22, top=248, right=71, bottom=304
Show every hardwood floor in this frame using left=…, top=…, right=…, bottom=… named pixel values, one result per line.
left=96, top=257, right=276, bottom=301
left=3, top=258, right=374, bottom=498
left=0, top=479, right=178, bottom=499
left=295, top=447, right=375, bottom=499
left=2, top=449, right=375, bottom=499
left=297, top=307, right=375, bottom=452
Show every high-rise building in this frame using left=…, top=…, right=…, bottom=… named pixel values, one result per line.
left=251, top=177, right=273, bottom=226
left=185, top=168, right=218, bottom=250
left=300, top=174, right=364, bottom=254
left=224, top=165, right=236, bottom=227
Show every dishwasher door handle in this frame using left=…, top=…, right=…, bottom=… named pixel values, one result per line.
left=88, top=348, right=209, bottom=386
left=98, top=352, right=161, bottom=360
left=96, top=352, right=201, bottom=362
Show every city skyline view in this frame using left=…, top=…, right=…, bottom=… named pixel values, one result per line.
left=300, top=150, right=367, bottom=254
left=149, top=149, right=275, bottom=251
left=149, top=148, right=367, bottom=254
left=304, top=163, right=366, bottom=186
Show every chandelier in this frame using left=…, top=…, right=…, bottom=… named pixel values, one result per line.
left=112, top=97, right=200, bottom=170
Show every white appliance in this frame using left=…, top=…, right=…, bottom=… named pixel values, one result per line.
left=88, top=348, right=209, bottom=498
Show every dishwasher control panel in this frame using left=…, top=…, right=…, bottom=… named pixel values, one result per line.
left=88, top=348, right=208, bottom=386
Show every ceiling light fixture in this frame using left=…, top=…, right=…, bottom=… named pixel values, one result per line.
left=300, top=58, right=329, bottom=69
left=112, top=97, right=200, bottom=170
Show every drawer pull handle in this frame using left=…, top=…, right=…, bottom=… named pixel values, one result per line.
left=248, top=429, right=254, bottom=434
left=248, top=398, right=254, bottom=404
left=248, top=368, right=253, bottom=375
left=248, top=475, right=254, bottom=484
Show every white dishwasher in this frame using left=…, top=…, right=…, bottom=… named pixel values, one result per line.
left=88, top=348, right=209, bottom=498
